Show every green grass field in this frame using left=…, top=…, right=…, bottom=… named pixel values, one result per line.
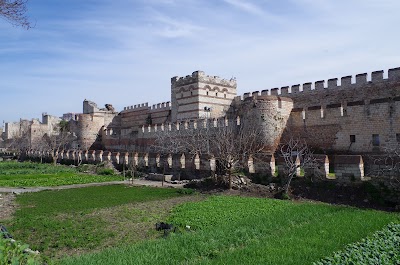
left=57, top=196, right=399, bottom=265
left=2, top=185, right=193, bottom=259
left=2, top=161, right=399, bottom=264
left=0, top=161, right=121, bottom=187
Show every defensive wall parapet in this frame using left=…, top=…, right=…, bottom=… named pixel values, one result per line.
left=233, top=68, right=400, bottom=108
left=122, top=102, right=149, bottom=112
left=274, top=67, right=399, bottom=95
left=228, top=68, right=400, bottom=153
left=171, top=70, right=237, bottom=88
left=6, top=67, right=400, bottom=156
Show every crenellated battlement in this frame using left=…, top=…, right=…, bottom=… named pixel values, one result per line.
left=233, top=91, right=292, bottom=102
left=8, top=66, right=400, bottom=157
left=150, top=102, right=171, bottom=112
left=271, top=67, right=400, bottom=96
left=171, top=70, right=237, bottom=88
left=122, top=102, right=149, bottom=112
left=139, top=116, right=240, bottom=135
left=122, top=101, right=172, bottom=113
left=232, top=67, right=400, bottom=101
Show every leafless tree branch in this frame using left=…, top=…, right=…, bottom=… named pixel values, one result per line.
left=152, top=117, right=267, bottom=189
left=365, top=145, right=400, bottom=189
left=0, top=0, right=31, bottom=29
left=279, top=137, right=320, bottom=195
left=39, top=121, right=77, bottom=165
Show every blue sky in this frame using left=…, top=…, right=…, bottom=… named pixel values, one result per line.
left=1, top=0, right=400, bottom=124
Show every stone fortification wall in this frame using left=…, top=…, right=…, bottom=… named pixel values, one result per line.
left=30, top=119, right=50, bottom=148
left=74, top=100, right=119, bottom=150
left=4, top=122, right=20, bottom=140
left=6, top=68, right=400, bottom=156
left=3, top=114, right=61, bottom=150
left=149, top=102, right=172, bottom=125
left=83, top=100, right=100, bottom=114
left=135, top=95, right=293, bottom=156
left=238, top=67, right=400, bottom=153
left=171, top=71, right=237, bottom=121
left=234, top=95, right=293, bottom=153
left=107, top=102, right=172, bottom=151
left=120, top=102, right=171, bottom=133
left=271, top=68, right=400, bottom=105
left=121, top=103, right=150, bottom=130
left=76, top=114, right=108, bottom=150
left=4, top=120, right=30, bottom=140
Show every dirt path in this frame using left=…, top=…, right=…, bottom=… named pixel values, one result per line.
left=0, top=179, right=185, bottom=194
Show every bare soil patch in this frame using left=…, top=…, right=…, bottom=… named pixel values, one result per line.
left=186, top=177, right=399, bottom=212
left=0, top=193, right=17, bottom=220
left=54, top=194, right=207, bottom=258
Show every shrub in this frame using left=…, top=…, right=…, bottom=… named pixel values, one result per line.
left=314, top=223, right=400, bottom=265
left=250, top=173, right=271, bottom=185
left=96, top=168, right=114, bottom=175
left=77, top=164, right=94, bottom=173
left=0, top=237, right=44, bottom=265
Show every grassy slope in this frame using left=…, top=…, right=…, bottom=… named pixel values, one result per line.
left=59, top=196, right=400, bottom=265
left=3, top=185, right=188, bottom=258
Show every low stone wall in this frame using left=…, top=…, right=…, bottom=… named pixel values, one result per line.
left=9, top=150, right=399, bottom=185
left=331, top=155, right=365, bottom=181
left=304, top=154, right=329, bottom=179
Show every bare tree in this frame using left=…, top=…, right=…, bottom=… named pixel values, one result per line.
left=278, top=137, right=320, bottom=196
left=0, top=0, right=31, bottom=29
left=153, top=117, right=267, bottom=189
left=365, top=145, right=400, bottom=189
left=41, top=120, right=77, bottom=165
left=123, top=131, right=146, bottom=181
left=7, top=120, right=31, bottom=160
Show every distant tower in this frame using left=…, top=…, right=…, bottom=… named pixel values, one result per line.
left=170, top=71, right=237, bottom=122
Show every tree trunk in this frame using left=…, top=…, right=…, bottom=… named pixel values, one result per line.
left=284, top=172, right=295, bottom=195
left=123, top=162, right=126, bottom=181
left=162, top=164, right=165, bottom=187
left=228, top=168, right=232, bottom=190
left=52, top=154, right=57, bottom=166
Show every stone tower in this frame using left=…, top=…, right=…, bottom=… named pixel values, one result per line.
left=170, top=71, right=237, bottom=122
left=239, top=95, right=293, bottom=153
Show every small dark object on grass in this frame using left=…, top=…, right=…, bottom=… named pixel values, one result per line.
left=155, top=222, right=176, bottom=237
left=0, top=224, right=13, bottom=239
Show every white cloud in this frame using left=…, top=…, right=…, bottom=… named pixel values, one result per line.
left=151, top=13, right=205, bottom=38
left=1, top=0, right=400, bottom=123
left=223, top=0, right=264, bottom=15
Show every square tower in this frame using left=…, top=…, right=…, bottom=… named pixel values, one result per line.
left=170, top=71, right=237, bottom=122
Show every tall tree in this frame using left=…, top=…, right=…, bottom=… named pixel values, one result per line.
left=0, top=0, right=31, bottom=29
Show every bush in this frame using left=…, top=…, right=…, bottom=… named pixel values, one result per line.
left=77, top=164, right=94, bottom=173
left=314, top=223, right=400, bottom=265
left=96, top=168, right=114, bottom=175
left=250, top=173, right=271, bottom=185
left=0, top=237, right=44, bottom=265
